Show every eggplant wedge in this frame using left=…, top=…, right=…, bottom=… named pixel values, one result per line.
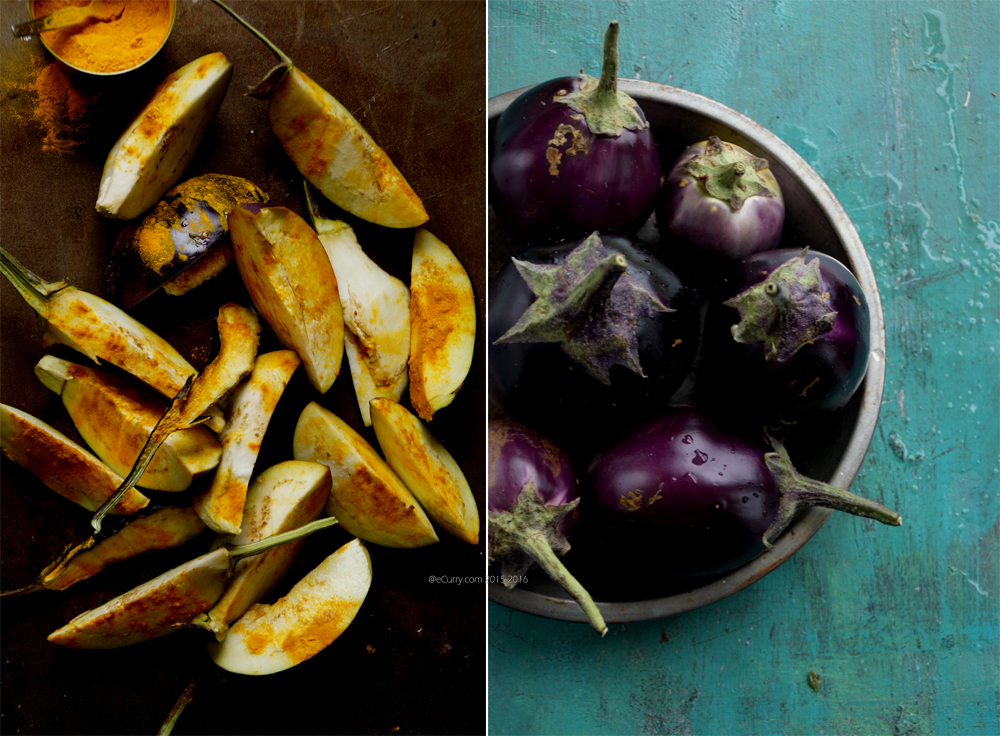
left=5, top=507, right=206, bottom=596
left=192, top=350, right=301, bottom=534
left=1, top=247, right=196, bottom=401
left=208, top=538, right=371, bottom=675
left=97, top=53, right=234, bottom=221
left=305, top=186, right=410, bottom=426
left=193, top=461, right=331, bottom=640
left=108, top=175, right=269, bottom=308
left=47, top=518, right=337, bottom=649
left=210, top=1, right=427, bottom=228
left=229, top=205, right=343, bottom=394
left=293, top=401, right=438, bottom=548
left=36, top=356, right=220, bottom=492
left=0, top=404, right=149, bottom=515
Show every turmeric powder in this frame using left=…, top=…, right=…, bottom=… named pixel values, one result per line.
left=32, top=0, right=174, bottom=74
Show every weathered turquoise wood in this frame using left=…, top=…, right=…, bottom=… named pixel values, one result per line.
left=488, top=1, right=999, bottom=734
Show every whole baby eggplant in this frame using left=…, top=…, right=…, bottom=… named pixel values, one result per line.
left=488, top=420, right=606, bottom=636
left=490, top=22, right=660, bottom=244
left=489, top=232, right=698, bottom=462
left=701, top=248, right=870, bottom=417
left=657, top=137, right=784, bottom=279
left=587, top=408, right=901, bottom=581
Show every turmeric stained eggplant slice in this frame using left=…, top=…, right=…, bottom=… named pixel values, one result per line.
left=107, top=175, right=269, bottom=309
left=35, top=356, right=220, bottom=492
left=0, top=404, right=149, bottom=515
left=305, top=185, right=410, bottom=426
left=228, top=205, right=344, bottom=394
left=5, top=507, right=206, bottom=596
left=192, top=350, right=301, bottom=534
left=293, top=401, right=438, bottom=548
left=208, top=538, right=371, bottom=675
left=370, top=398, right=479, bottom=545
left=47, top=517, right=338, bottom=649
left=180, top=302, right=261, bottom=431
left=1, top=247, right=196, bottom=401
left=192, top=460, right=331, bottom=641
left=408, top=229, right=477, bottom=421
left=210, top=1, right=427, bottom=229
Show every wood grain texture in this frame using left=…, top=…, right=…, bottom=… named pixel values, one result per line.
left=488, top=1, right=998, bottom=734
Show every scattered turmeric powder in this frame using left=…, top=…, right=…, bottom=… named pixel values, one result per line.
left=32, top=0, right=174, bottom=74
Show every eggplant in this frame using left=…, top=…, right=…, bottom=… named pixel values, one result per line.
left=657, top=137, right=784, bottom=281
left=489, top=22, right=660, bottom=244
left=701, top=248, right=870, bottom=416
left=488, top=232, right=698, bottom=462
left=488, top=420, right=606, bottom=636
left=587, top=408, right=901, bottom=581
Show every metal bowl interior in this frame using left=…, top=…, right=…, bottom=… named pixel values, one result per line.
left=487, top=80, right=886, bottom=624
left=29, top=0, right=177, bottom=76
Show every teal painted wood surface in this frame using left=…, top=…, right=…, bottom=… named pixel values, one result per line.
left=488, top=1, right=999, bottom=734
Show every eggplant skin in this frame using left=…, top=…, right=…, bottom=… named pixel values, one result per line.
left=490, top=77, right=660, bottom=245
left=701, top=249, right=870, bottom=416
left=487, top=419, right=579, bottom=539
left=587, top=408, right=779, bottom=580
left=488, top=234, right=698, bottom=464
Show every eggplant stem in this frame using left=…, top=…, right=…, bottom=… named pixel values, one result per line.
left=90, top=375, right=195, bottom=533
left=226, top=517, right=338, bottom=562
left=595, top=21, right=620, bottom=101
left=157, top=678, right=197, bottom=736
left=762, top=435, right=902, bottom=547
left=0, top=583, right=45, bottom=598
left=519, top=532, right=608, bottom=637
left=210, top=0, right=293, bottom=67
left=0, top=247, right=60, bottom=319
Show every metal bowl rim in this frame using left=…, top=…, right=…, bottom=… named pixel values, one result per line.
left=487, top=79, right=886, bottom=624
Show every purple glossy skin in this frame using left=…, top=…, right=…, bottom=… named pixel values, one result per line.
left=490, top=77, right=661, bottom=244
left=488, top=234, right=699, bottom=464
left=702, top=249, right=870, bottom=415
left=658, top=140, right=785, bottom=261
left=587, top=408, right=779, bottom=579
left=488, top=420, right=579, bottom=538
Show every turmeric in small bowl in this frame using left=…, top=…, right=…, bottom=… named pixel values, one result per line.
left=31, top=0, right=176, bottom=75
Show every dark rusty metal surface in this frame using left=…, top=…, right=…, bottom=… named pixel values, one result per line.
left=0, top=1, right=485, bottom=733
left=487, top=81, right=886, bottom=624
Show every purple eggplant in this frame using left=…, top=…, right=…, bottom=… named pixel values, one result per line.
left=488, top=232, right=698, bottom=463
left=700, top=248, right=870, bottom=416
left=489, top=22, right=660, bottom=244
left=488, top=420, right=606, bottom=636
left=587, top=408, right=901, bottom=580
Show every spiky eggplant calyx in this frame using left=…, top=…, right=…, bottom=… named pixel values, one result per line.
left=725, top=249, right=838, bottom=362
left=556, top=21, right=648, bottom=137
left=494, top=232, right=671, bottom=384
left=488, top=479, right=607, bottom=636
left=679, top=136, right=777, bottom=210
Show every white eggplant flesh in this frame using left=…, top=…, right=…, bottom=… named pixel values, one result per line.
left=409, top=229, right=477, bottom=421
left=207, top=538, right=372, bottom=675
left=96, top=52, right=234, bottom=221
left=292, top=401, right=438, bottom=548
left=314, top=218, right=410, bottom=426
left=0, top=404, right=149, bottom=515
left=369, top=398, right=479, bottom=545
left=197, top=460, right=331, bottom=640
left=192, top=350, right=301, bottom=534
left=36, top=356, right=220, bottom=492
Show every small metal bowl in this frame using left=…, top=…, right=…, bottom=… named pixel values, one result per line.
left=29, top=0, right=176, bottom=76
left=487, top=80, right=887, bottom=624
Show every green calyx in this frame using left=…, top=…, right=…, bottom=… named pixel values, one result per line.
left=493, top=232, right=671, bottom=384
left=556, top=21, right=648, bottom=137
left=488, top=479, right=607, bottom=637
left=680, top=136, right=776, bottom=210
left=761, top=433, right=902, bottom=548
left=211, top=0, right=292, bottom=99
left=725, top=249, right=837, bottom=362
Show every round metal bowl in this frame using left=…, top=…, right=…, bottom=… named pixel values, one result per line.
left=487, top=80, right=886, bottom=624
left=29, top=0, right=176, bottom=76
